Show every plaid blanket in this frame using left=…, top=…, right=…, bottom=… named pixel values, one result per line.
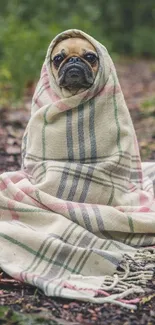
left=0, top=29, right=155, bottom=309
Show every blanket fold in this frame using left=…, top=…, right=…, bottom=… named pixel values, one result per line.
left=0, top=29, right=155, bottom=309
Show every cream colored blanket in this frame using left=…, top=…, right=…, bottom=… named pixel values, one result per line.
left=0, top=29, right=155, bottom=309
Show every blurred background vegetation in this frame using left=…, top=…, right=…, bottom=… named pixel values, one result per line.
left=0, top=0, right=155, bottom=101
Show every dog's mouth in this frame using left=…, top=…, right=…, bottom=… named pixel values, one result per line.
left=58, top=62, right=94, bottom=89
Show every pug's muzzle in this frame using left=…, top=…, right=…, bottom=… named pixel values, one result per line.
left=58, top=57, right=94, bottom=89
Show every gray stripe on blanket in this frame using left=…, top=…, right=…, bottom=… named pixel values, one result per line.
left=67, top=164, right=83, bottom=201
left=50, top=228, right=88, bottom=279
left=92, top=248, right=119, bottom=265
left=39, top=224, right=78, bottom=277
left=79, top=165, right=96, bottom=202
left=67, top=202, right=79, bottom=224
left=56, top=162, right=71, bottom=198
left=46, top=228, right=89, bottom=279
left=89, top=98, right=97, bottom=161
left=80, top=205, right=92, bottom=232
left=78, top=104, right=85, bottom=162
left=75, top=237, right=98, bottom=274
left=92, top=205, right=105, bottom=232
left=46, top=166, right=129, bottom=193
left=66, top=109, right=74, bottom=160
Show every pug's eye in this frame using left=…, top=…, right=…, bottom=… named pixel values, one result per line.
left=53, top=54, right=64, bottom=68
left=83, top=53, right=97, bottom=64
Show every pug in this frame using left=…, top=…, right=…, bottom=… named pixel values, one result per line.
left=51, top=37, right=99, bottom=95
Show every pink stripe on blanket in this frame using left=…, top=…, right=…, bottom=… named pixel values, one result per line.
left=39, top=65, right=69, bottom=111
left=140, top=192, right=151, bottom=206
left=18, top=186, right=48, bottom=209
left=63, top=282, right=140, bottom=304
left=33, top=96, right=43, bottom=109
left=95, top=84, right=121, bottom=100
left=0, top=173, right=29, bottom=191
left=34, top=86, right=69, bottom=111
left=46, top=201, right=101, bottom=214
left=8, top=200, right=19, bottom=220
left=136, top=206, right=151, bottom=213
left=13, top=191, right=25, bottom=202
left=47, top=202, right=68, bottom=214
left=46, top=87, right=69, bottom=111
left=21, top=186, right=34, bottom=195
left=0, top=177, right=11, bottom=190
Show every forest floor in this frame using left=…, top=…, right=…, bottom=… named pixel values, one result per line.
left=0, top=58, right=155, bottom=324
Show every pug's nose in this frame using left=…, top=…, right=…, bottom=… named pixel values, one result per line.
left=68, top=56, right=82, bottom=63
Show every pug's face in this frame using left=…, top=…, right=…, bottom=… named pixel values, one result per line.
left=51, top=37, right=99, bottom=95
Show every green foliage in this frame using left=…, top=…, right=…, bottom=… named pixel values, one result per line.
left=140, top=97, right=155, bottom=117
left=132, top=27, right=155, bottom=56
left=0, top=306, right=68, bottom=324
left=0, top=18, right=54, bottom=96
left=0, top=0, right=155, bottom=99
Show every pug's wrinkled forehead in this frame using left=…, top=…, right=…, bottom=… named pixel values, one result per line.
left=51, top=37, right=97, bottom=59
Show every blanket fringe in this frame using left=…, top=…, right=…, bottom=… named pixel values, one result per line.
left=63, top=248, right=155, bottom=309
left=98, top=248, right=155, bottom=307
